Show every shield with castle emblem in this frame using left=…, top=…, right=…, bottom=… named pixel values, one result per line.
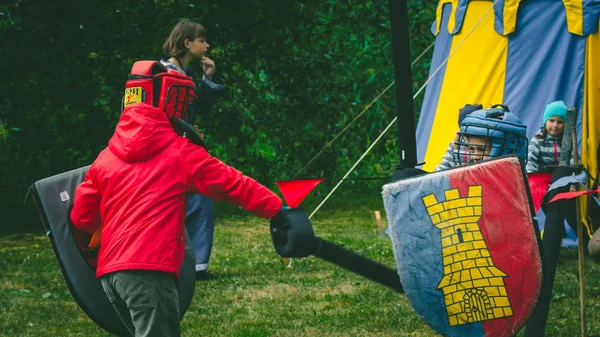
left=383, top=157, right=542, bottom=337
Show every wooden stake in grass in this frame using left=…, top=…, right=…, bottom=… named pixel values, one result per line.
left=281, top=257, right=292, bottom=268
left=571, top=126, right=587, bottom=337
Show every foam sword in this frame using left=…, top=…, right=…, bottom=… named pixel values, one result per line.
left=273, top=179, right=403, bottom=293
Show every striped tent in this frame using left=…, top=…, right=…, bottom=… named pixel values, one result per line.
left=417, top=0, right=600, bottom=181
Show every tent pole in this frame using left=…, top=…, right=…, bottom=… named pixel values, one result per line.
left=389, top=0, right=417, bottom=168
left=571, top=127, right=587, bottom=337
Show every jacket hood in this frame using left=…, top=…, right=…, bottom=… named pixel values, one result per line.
left=109, top=103, right=178, bottom=162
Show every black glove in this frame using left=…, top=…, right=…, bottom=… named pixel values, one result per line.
left=270, top=208, right=317, bottom=258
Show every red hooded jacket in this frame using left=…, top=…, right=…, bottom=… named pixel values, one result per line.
left=70, top=103, right=282, bottom=278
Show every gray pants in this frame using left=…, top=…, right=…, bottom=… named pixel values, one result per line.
left=100, top=270, right=180, bottom=337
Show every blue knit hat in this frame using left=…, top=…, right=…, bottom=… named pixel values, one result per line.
left=542, top=100, right=567, bottom=126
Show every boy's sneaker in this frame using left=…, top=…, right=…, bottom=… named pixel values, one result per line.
left=195, top=270, right=217, bottom=281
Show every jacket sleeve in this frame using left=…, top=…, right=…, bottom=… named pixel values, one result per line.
left=526, top=138, right=540, bottom=173
left=70, top=167, right=102, bottom=234
left=187, top=146, right=282, bottom=219
left=196, top=75, right=225, bottom=113
left=435, top=141, right=456, bottom=171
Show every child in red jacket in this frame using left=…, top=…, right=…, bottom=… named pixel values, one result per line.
left=70, top=61, right=297, bottom=337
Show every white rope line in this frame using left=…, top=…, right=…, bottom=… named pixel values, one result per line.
left=291, top=41, right=436, bottom=179
left=309, top=115, right=398, bottom=218
left=309, top=2, right=497, bottom=219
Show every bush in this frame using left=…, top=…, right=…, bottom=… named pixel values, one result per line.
left=0, top=0, right=436, bottom=233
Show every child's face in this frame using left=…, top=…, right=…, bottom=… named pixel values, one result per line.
left=466, top=135, right=491, bottom=162
left=185, top=36, right=210, bottom=59
left=545, top=116, right=565, bottom=136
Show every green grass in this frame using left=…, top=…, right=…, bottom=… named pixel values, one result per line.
left=1, top=195, right=599, bottom=336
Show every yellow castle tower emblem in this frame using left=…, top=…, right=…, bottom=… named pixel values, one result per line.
left=422, top=185, right=513, bottom=326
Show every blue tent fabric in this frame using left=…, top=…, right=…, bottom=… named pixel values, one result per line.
left=503, top=0, right=585, bottom=147
left=578, top=0, right=600, bottom=35
left=452, top=0, right=470, bottom=34
left=416, top=0, right=599, bottom=172
left=416, top=3, right=454, bottom=164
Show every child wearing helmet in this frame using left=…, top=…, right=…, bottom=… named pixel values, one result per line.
left=453, top=105, right=528, bottom=165
left=435, top=103, right=482, bottom=171
left=525, top=100, right=567, bottom=173
left=463, top=134, right=492, bottom=162
left=70, top=61, right=311, bottom=337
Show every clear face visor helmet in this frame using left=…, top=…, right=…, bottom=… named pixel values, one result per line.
left=122, top=61, right=196, bottom=123
left=453, top=107, right=528, bottom=165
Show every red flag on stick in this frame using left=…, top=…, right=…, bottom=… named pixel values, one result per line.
left=527, top=172, right=553, bottom=211
left=549, top=189, right=600, bottom=203
left=275, top=179, right=324, bottom=208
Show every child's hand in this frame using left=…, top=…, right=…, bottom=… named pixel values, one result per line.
left=193, top=125, right=205, bottom=141
left=201, top=57, right=216, bottom=80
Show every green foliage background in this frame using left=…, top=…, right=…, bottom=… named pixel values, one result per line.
left=0, top=0, right=436, bottom=232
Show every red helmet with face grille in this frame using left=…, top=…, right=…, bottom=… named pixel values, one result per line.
left=122, top=61, right=195, bottom=122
